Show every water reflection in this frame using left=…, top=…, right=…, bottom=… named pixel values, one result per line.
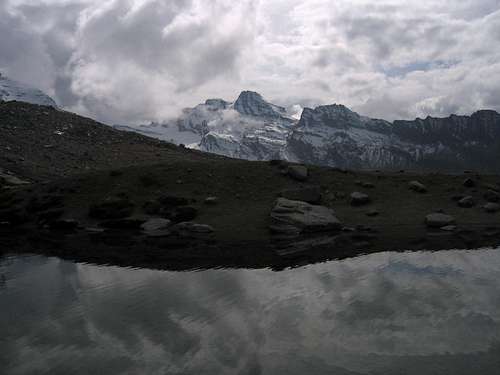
left=1, top=249, right=500, bottom=374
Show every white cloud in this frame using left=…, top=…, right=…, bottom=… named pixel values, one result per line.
left=1, top=0, right=500, bottom=123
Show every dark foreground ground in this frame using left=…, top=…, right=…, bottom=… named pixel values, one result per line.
left=1, top=101, right=500, bottom=270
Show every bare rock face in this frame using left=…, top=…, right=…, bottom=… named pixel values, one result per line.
left=270, top=198, right=341, bottom=235
left=425, top=213, right=456, bottom=228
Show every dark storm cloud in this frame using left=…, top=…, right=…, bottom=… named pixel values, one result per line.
left=1, top=0, right=500, bottom=123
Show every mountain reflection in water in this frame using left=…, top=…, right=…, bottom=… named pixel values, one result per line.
left=1, top=249, right=500, bottom=374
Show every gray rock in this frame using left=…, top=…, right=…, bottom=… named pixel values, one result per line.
left=280, top=185, right=321, bottom=204
left=270, top=198, right=341, bottom=235
left=458, top=196, right=475, bottom=208
left=484, top=202, right=500, bottom=213
left=409, top=180, right=427, bottom=193
left=425, top=213, right=456, bottom=228
left=350, top=192, right=371, bottom=206
left=0, top=173, right=30, bottom=186
left=287, top=165, right=308, bottom=181
left=463, top=178, right=475, bottom=188
left=366, top=209, right=380, bottom=217
left=204, top=196, right=218, bottom=205
left=362, top=182, right=375, bottom=188
left=141, top=218, right=171, bottom=232
left=484, top=189, right=500, bottom=203
left=441, top=225, right=457, bottom=232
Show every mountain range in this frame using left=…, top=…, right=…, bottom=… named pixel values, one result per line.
left=2, top=74, right=499, bottom=173
left=117, top=91, right=500, bottom=173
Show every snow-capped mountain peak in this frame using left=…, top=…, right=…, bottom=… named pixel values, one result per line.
left=233, top=91, right=287, bottom=119
left=0, top=74, right=57, bottom=107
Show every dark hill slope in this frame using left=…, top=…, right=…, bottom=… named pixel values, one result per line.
left=0, top=101, right=220, bottom=181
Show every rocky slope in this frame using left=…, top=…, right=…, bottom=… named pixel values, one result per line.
left=120, top=93, right=500, bottom=173
left=0, top=74, right=57, bottom=107
left=0, top=101, right=219, bottom=182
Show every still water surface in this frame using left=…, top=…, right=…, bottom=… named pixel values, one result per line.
left=1, top=249, right=500, bottom=374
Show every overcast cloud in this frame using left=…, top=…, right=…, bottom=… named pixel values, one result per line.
left=1, top=0, right=500, bottom=124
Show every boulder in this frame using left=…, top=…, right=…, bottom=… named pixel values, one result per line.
left=484, top=202, right=500, bottom=213
left=141, top=218, right=171, bottom=232
left=0, top=173, right=30, bottom=186
left=141, top=218, right=172, bottom=237
left=204, top=196, right=218, bottom=205
left=425, top=213, right=456, bottom=228
left=458, top=196, right=475, bottom=208
left=287, top=165, right=308, bottom=181
left=350, top=192, right=371, bottom=206
left=409, top=181, right=427, bottom=193
left=463, top=178, right=475, bottom=188
left=270, top=198, right=341, bottom=235
left=484, top=190, right=500, bottom=203
left=280, top=185, right=321, bottom=204
left=89, top=197, right=134, bottom=219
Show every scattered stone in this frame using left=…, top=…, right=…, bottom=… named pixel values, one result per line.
left=342, top=226, right=355, bottom=232
left=409, top=180, right=427, bottom=193
left=141, top=218, right=172, bottom=237
left=287, top=165, right=308, bottom=181
left=425, top=213, right=456, bottom=228
left=270, top=198, right=342, bottom=235
left=141, top=218, right=171, bottom=232
left=362, top=182, right=375, bottom=188
left=204, top=196, right=218, bottom=205
left=458, top=196, right=475, bottom=208
left=88, top=197, right=134, bottom=219
left=275, top=236, right=337, bottom=256
left=441, top=225, right=457, bottom=232
left=484, top=190, right=500, bottom=203
left=350, top=192, right=371, bottom=206
left=280, top=185, right=321, bottom=204
left=484, top=202, right=500, bottom=213
left=463, top=178, right=475, bottom=188
left=366, top=209, right=380, bottom=217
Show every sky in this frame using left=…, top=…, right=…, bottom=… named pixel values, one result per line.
left=1, top=0, right=500, bottom=125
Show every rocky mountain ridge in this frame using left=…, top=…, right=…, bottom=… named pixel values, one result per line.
left=120, top=92, right=500, bottom=173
